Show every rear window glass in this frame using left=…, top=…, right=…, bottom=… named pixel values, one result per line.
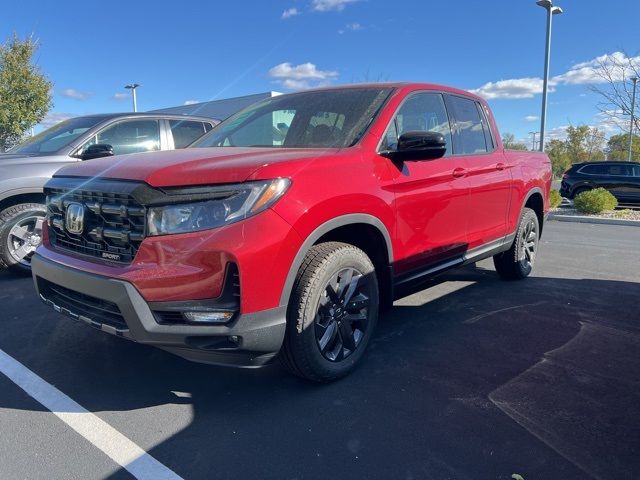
left=447, top=95, right=488, bottom=154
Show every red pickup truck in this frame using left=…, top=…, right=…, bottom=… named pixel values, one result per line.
left=32, top=83, right=551, bottom=382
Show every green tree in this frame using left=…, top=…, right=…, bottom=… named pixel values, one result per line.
left=607, top=133, right=640, bottom=161
left=0, top=35, right=52, bottom=151
left=545, top=138, right=571, bottom=178
left=564, top=125, right=590, bottom=162
left=584, top=127, right=606, bottom=161
left=502, top=132, right=528, bottom=150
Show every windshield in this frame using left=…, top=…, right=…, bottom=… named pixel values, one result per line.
left=191, top=88, right=392, bottom=149
left=8, top=116, right=104, bottom=154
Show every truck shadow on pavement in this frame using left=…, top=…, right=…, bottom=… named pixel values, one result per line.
left=0, top=267, right=639, bottom=480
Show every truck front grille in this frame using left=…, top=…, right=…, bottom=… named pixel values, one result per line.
left=46, top=187, right=146, bottom=264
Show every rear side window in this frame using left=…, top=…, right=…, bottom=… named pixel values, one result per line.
left=446, top=95, right=488, bottom=154
left=380, top=92, right=452, bottom=155
left=608, top=164, right=632, bottom=176
left=580, top=164, right=607, bottom=175
left=169, top=120, right=210, bottom=148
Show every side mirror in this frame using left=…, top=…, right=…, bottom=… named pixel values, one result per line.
left=384, top=131, right=447, bottom=161
left=81, top=143, right=114, bottom=160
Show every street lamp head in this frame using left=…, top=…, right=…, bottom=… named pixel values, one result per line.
left=536, top=0, right=562, bottom=13
left=631, top=77, right=638, bottom=83
left=124, top=83, right=140, bottom=90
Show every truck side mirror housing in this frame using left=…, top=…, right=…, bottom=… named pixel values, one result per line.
left=383, top=131, right=447, bottom=161
left=81, top=144, right=114, bottom=160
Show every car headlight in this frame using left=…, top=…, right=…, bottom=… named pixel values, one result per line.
left=147, top=178, right=291, bottom=236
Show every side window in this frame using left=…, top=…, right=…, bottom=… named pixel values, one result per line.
left=447, top=95, right=488, bottom=154
left=380, top=93, right=452, bottom=155
left=608, top=165, right=628, bottom=176
left=80, top=120, right=160, bottom=156
left=169, top=120, right=209, bottom=148
left=582, top=164, right=607, bottom=175
left=632, top=165, right=640, bottom=177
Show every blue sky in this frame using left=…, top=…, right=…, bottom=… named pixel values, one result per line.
left=5, top=0, right=640, bottom=144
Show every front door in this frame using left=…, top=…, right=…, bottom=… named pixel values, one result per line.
left=381, top=92, right=470, bottom=277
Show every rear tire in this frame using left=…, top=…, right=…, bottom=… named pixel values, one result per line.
left=493, top=208, right=539, bottom=280
left=280, top=242, right=379, bottom=382
left=0, top=203, right=47, bottom=275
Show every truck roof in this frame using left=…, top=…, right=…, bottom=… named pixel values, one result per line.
left=293, top=82, right=487, bottom=103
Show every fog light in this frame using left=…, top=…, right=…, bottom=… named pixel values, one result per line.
left=183, top=311, right=234, bottom=324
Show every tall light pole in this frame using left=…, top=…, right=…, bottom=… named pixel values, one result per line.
left=628, top=76, right=638, bottom=162
left=536, top=0, right=563, bottom=152
left=529, top=131, right=539, bottom=151
left=124, top=83, right=141, bottom=112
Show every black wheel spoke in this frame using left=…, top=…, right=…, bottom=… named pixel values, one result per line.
left=342, top=273, right=362, bottom=304
left=339, top=320, right=356, bottom=351
left=347, top=292, right=369, bottom=311
left=318, top=321, right=338, bottom=352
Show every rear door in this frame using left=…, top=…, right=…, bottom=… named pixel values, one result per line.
left=445, top=94, right=512, bottom=249
left=605, top=163, right=637, bottom=203
left=382, top=92, right=470, bottom=276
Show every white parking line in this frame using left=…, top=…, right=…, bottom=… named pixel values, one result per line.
left=0, top=348, right=183, bottom=480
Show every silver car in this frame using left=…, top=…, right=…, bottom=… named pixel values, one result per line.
left=0, top=113, right=218, bottom=273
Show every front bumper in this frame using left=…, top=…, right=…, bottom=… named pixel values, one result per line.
left=32, top=254, right=287, bottom=367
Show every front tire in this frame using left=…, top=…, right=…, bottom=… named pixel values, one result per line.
left=280, top=242, right=379, bottom=382
left=0, top=203, right=47, bottom=275
left=493, top=208, right=539, bottom=280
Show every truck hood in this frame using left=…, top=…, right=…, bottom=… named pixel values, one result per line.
left=53, top=147, right=342, bottom=187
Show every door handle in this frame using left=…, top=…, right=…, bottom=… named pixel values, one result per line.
left=496, top=162, right=506, bottom=171
left=452, top=167, right=467, bottom=178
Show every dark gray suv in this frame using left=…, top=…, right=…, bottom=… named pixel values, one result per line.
left=559, top=161, right=640, bottom=204
left=0, top=113, right=218, bottom=273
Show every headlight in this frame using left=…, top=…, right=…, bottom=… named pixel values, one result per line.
left=147, top=178, right=290, bottom=236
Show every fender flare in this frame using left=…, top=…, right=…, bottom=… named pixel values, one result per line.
left=278, top=214, right=393, bottom=307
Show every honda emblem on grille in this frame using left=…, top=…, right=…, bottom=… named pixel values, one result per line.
left=65, top=202, right=85, bottom=235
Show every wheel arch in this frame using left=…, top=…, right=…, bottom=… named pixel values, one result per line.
left=522, top=188, right=545, bottom=237
left=279, top=214, right=393, bottom=309
left=0, top=191, right=46, bottom=214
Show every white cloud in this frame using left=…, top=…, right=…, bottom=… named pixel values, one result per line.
left=553, top=52, right=640, bottom=85
left=470, top=77, right=554, bottom=100
left=546, top=125, right=570, bottom=140
left=40, top=112, right=75, bottom=128
left=112, top=92, right=129, bottom=100
left=525, top=115, right=539, bottom=122
left=472, top=51, right=639, bottom=101
left=312, top=0, right=357, bottom=12
left=268, top=62, right=338, bottom=90
left=183, top=100, right=200, bottom=105
left=281, top=7, right=300, bottom=19
left=60, top=88, right=91, bottom=100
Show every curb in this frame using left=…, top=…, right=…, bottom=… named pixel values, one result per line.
left=548, top=213, right=640, bottom=227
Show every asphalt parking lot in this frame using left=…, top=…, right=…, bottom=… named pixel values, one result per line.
left=0, top=221, right=639, bottom=480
